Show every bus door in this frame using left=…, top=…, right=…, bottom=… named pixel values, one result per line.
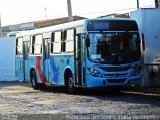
left=75, top=34, right=83, bottom=85
left=15, top=38, right=24, bottom=80
left=23, top=41, right=29, bottom=80
left=43, top=38, right=51, bottom=82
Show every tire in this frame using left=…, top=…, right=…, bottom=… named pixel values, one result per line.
left=30, top=71, right=39, bottom=90
left=66, top=73, right=75, bottom=94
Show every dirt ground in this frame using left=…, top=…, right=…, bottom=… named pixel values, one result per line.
left=0, top=81, right=160, bottom=120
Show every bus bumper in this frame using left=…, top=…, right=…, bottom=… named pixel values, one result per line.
left=85, top=74, right=141, bottom=88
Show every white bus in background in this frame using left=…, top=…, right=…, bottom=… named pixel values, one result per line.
left=131, top=8, right=160, bottom=87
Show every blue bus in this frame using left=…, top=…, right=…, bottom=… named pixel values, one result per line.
left=15, top=18, right=141, bottom=93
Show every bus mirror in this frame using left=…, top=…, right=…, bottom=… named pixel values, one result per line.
left=141, top=33, right=145, bottom=51
left=86, top=37, right=90, bottom=47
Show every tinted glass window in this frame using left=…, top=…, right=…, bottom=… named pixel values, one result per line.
left=87, top=20, right=138, bottom=31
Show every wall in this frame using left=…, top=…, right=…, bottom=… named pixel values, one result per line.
left=0, top=37, right=18, bottom=81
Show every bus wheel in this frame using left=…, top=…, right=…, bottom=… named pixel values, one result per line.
left=66, top=73, right=75, bottom=94
left=30, top=71, right=39, bottom=90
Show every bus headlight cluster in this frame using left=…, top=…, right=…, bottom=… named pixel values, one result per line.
left=88, top=68, right=102, bottom=77
left=130, top=64, right=141, bottom=76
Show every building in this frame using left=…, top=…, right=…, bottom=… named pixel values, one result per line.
left=0, top=16, right=85, bottom=37
left=99, top=13, right=130, bottom=18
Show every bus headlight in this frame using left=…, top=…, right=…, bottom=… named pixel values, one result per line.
left=130, top=64, right=141, bottom=76
left=88, top=68, right=102, bottom=77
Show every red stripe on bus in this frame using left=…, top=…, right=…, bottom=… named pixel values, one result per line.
left=36, top=56, right=46, bottom=83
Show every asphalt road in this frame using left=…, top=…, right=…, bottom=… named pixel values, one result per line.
left=0, top=82, right=160, bottom=120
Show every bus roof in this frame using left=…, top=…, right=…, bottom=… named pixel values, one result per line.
left=16, top=17, right=136, bottom=37
left=16, top=19, right=85, bottom=37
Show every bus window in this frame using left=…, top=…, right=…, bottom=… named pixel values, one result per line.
left=53, top=32, right=61, bottom=53
left=30, top=36, right=35, bottom=54
left=62, top=31, right=66, bottom=52
left=51, top=33, right=54, bottom=53
left=16, top=38, right=23, bottom=55
left=32, top=35, right=42, bottom=55
left=65, top=29, right=74, bottom=53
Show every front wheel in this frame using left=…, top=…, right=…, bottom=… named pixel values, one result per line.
left=66, top=73, right=75, bottom=94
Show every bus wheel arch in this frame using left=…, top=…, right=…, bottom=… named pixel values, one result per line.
left=64, top=68, right=75, bottom=94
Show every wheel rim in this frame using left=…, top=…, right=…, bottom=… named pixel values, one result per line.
left=68, top=77, right=73, bottom=89
left=67, top=75, right=75, bottom=93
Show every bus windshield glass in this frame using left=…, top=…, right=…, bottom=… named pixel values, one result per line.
left=87, top=32, right=141, bottom=64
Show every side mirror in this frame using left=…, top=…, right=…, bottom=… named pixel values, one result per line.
left=85, top=37, right=90, bottom=47
left=141, top=33, right=145, bottom=51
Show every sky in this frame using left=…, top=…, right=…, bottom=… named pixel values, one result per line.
left=0, top=0, right=155, bottom=26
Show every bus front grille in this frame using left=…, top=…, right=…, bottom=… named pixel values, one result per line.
left=107, top=79, right=126, bottom=83
left=99, top=66, right=131, bottom=72
left=104, top=73, right=128, bottom=77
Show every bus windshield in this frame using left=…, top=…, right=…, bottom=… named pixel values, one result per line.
left=87, top=32, right=141, bottom=64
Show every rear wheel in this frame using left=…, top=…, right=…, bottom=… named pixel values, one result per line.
left=30, top=70, right=39, bottom=90
left=30, top=70, right=46, bottom=90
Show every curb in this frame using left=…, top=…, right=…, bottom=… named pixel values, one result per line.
left=123, top=86, right=160, bottom=95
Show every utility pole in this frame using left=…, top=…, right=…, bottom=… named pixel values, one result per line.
left=67, top=0, right=73, bottom=22
left=137, top=0, right=140, bottom=9
left=45, top=7, right=47, bottom=20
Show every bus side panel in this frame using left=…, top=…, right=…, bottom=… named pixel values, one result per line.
left=49, top=55, right=60, bottom=85
left=43, top=59, right=50, bottom=82
left=49, top=54, right=74, bottom=85
left=29, top=55, right=45, bottom=83
left=15, top=55, right=24, bottom=80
